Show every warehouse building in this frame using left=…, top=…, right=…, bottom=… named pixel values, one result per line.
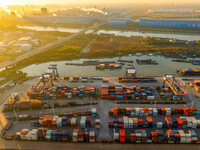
left=22, top=16, right=95, bottom=24
left=139, top=19, right=200, bottom=28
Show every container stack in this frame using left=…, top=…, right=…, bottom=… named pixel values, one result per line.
left=101, top=85, right=155, bottom=100
left=16, top=132, right=21, bottom=140
left=89, top=129, right=95, bottom=143
left=165, top=117, right=173, bottom=128
left=56, top=131, right=62, bottom=141
left=95, top=119, right=100, bottom=128
left=62, top=116, right=67, bottom=126
left=119, top=130, right=125, bottom=143
left=157, top=122, right=163, bottom=129
left=128, top=118, right=133, bottom=128
left=80, top=116, right=86, bottom=128
left=109, top=117, right=154, bottom=128
left=56, top=117, right=62, bottom=127
left=92, top=108, right=97, bottom=117
left=86, top=119, right=91, bottom=127
left=25, top=131, right=31, bottom=140
left=114, top=130, right=119, bottom=142
left=136, top=130, right=147, bottom=143
left=20, top=129, right=29, bottom=140
left=119, top=118, right=124, bottom=128
left=38, top=128, right=46, bottom=139
left=61, top=130, right=68, bottom=141
left=147, top=117, right=153, bottom=128
left=30, top=129, right=38, bottom=140
left=72, top=129, right=79, bottom=142
left=157, top=130, right=165, bottom=143
left=123, top=116, right=128, bottom=128
left=167, top=130, right=180, bottom=143
left=73, top=76, right=80, bottom=81
left=28, top=84, right=96, bottom=100
left=166, top=108, right=171, bottom=116
left=81, top=77, right=88, bottom=82
left=108, top=119, right=114, bottom=128
left=71, top=118, right=77, bottom=128
left=109, top=107, right=199, bottom=117
left=133, top=118, right=138, bottom=128
left=113, top=108, right=118, bottom=116
left=3, top=99, right=42, bottom=111
left=141, top=130, right=148, bottom=143
left=101, top=85, right=109, bottom=99
left=45, top=130, right=52, bottom=141
left=78, top=132, right=84, bottom=142
left=151, top=131, right=158, bottom=143
left=189, top=130, right=198, bottom=143
left=130, top=133, right=136, bottom=143
left=51, top=130, right=57, bottom=141
left=179, top=130, right=186, bottom=143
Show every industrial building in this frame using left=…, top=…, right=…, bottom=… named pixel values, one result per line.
left=21, top=16, right=95, bottom=24
left=105, top=18, right=130, bottom=27
left=147, top=9, right=194, bottom=13
left=139, top=19, right=200, bottom=28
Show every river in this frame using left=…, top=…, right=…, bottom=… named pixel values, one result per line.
left=21, top=55, right=200, bottom=77
left=18, top=25, right=200, bottom=40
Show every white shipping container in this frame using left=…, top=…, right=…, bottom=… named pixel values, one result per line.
left=147, top=96, right=155, bottom=100
left=25, top=132, right=31, bottom=140
left=20, top=134, right=26, bottom=140
left=128, top=118, right=133, bottom=128
left=157, top=122, right=163, bottom=129
left=114, top=132, right=119, bottom=140
left=153, top=108, right=158, bottom=116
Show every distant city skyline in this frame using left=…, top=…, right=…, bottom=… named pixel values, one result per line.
left=1, top=0, right=200, bottom=6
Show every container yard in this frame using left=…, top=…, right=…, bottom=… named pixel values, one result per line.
left=1, top=64, right=200, bottom=146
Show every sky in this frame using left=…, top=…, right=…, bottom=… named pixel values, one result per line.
left=0, top=0, right=200, bottom=6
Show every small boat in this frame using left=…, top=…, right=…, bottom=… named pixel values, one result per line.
left=135, top=53, right=143, bottom=56
left=147, top=53, right=154, bottom=56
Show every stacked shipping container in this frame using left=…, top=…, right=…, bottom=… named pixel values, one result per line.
left=101, top=85, right=155, bottom=100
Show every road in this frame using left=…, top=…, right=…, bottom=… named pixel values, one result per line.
left=0, top=22, right=104, bottom=69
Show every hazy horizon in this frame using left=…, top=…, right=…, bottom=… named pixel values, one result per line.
left=1, top=0, right=200, bottom=6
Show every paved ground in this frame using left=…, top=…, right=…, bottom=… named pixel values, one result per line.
left=1, top=76, right=200, bottom=149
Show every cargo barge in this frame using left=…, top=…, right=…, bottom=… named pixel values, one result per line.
left=136, top=59, right=158, bottom=65
left=96, top=64, right=122, bottom=69
left=164, top=53, right=187, bottom=59
left=191, top=60, right=200, bottom=65
left=177, top=69, right=200, bottom=76
left=65, top=63, right=84, bottom=66
left=172, top=59, right=189, bottom=63
left=99, top=61, right=116, bottom=64
left=117, top=60, right=133, bottom=63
